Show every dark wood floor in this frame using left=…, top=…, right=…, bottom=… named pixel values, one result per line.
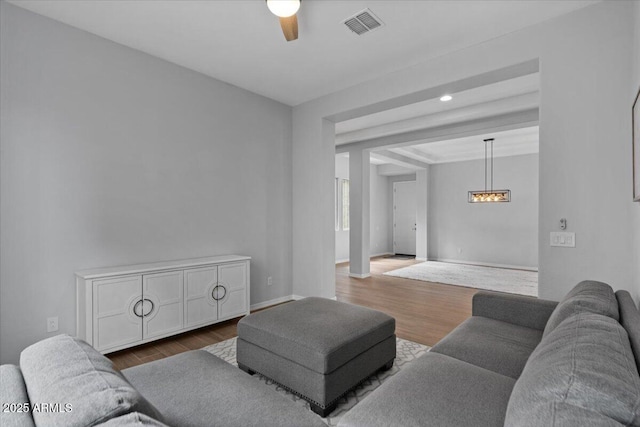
left=108, top=257, right=477, bottom=370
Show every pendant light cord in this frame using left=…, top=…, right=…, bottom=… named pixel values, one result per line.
left=483, top=138, right=495, bottom=192
left=491, top=139, right=494, bottom=192
left=484, top=140, right=488, bottom=192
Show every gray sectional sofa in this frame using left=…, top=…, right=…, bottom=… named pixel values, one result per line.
left=0, top=334, right=326, bottom=427
left=1, top=280, right=639, bottom=427
left=339, top=281, right=640, bottom=427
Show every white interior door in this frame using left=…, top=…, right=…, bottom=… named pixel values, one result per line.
left=393, top=181, right=417, bottom=255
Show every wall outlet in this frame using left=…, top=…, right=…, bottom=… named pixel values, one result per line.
left=47, top=316, right=58, bottom=333
left=267, top=276, right=273, bottom=286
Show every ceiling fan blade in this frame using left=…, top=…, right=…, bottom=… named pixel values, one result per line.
left=279, top=14, right=298, bottom=41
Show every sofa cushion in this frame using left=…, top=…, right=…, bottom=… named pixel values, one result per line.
left=472, top=292, right=558, bottom=331
left=20, top=334, right=163, bottom=427
left=237, top=297, right=395, bottom=374
left=616, top=290, right=640, bottom=370
left=97, top=412, right=169, bottom=426
left=505, top=313, right=640, bottom=426
left=431, top=316, right=542, bottom=379
left=338, top=352, right=516, bottom=427
left=543, top=280, right=618, bottom=337
left=122, top=350, right=327, bottom=427
left=0, top=365, right=36, bottom=427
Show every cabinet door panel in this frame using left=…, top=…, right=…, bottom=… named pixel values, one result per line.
left=184, top=267, right=218, bottom=328
left=93, top=276, right=142, bottom=351
left=143, top=271, right=184, bottom=339
left=218, top=262, right=248, bottom=320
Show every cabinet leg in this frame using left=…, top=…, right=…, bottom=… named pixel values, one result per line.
left=238, top=363, right=255, bottom=375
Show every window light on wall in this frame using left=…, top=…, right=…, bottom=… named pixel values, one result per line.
left=342, top=179, right=350, bottom=230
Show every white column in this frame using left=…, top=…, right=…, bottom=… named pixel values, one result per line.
left=416, top=168, right=428, bottom=261
left=349, top=150, right=371, bottom=278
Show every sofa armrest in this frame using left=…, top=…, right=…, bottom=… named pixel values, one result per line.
left=0, top=365, right=36, bottom=427
left=472, top=292, right=558, bottom=331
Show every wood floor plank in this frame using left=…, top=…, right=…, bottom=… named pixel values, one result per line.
left=107, top=257, right=475, bottom=369
left=137, top=353, right=166, bottom=364
left=335, top=257, right=476, bottom=346
left=155, top=340, right=190, bottom=357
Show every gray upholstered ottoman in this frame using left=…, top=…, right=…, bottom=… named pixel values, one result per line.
left=236, top=297, right=396, bottom=417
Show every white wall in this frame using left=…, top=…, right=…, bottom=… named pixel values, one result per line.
left=0, top=3, right=293, bottom=363
left=370, top=165, right=391, bottom=257
left=428, top=154, right=538, bottom=269
left=292, top=1, right=637, bottom=302
left=633, top=0, right=640, bottom=303
left=335, top=158, right=390, bottom=263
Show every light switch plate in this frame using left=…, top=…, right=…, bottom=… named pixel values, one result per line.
left=550, top=232, right=576, bottom=248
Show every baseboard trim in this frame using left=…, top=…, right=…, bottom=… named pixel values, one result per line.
left=349, top=273, right=371, bottom=279
left=432, top=258, right=538, bottom=272
left=371, top=252, right=394, bottom=258
left=250, top=295, right=294, bottom=311
left=415, top=257, right=427, bottom=262
left=291, top=294, right=306, bottom=301
left=336, top=252, right=394, bottom=264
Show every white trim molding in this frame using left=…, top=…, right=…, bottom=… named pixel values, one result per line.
left=335, top=252, right=393, bottom=264
left=250, top=295, right=295, bottom=311
left=371, top=252, right=394, bottom=258
left=349, top=273, right=371, bottom=279
left=433, top=258, right=538, bottom=272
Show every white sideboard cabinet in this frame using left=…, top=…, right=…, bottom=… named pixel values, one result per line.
left=76, top=255, right=250, bottom=353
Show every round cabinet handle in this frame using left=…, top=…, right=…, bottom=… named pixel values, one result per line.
left=218, top=285, right=227, bottom=301
left=142, top=298, right=155, bottom=317
left=133, top=300, right=144, bottom=318
left=212, top=285, right=219, bottom=301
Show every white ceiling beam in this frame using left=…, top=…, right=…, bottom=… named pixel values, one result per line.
left=327, top=59, right=539, bottom=123
left=335, top=108, right=539, bottom=154
left=370, top=150, right=429, bottom=169
left=335, top=91, right=538, bottom=145
left=377, top=164, right=418, bottom=176
left=390, top=147, right=436, bottom=164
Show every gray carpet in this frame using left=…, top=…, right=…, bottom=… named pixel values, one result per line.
left=203, top=337, right=430, bottom=426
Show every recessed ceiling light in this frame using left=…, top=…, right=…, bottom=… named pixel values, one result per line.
left=440, top=95, right=453, bottom=102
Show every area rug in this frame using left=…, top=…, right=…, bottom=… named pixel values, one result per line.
left=203, top=337, right=429, bottom=426
left=383, top=261, right=538, bottom=296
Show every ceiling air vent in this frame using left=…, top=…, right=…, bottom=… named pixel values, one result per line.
left=343, top=9, right=384, bottom=36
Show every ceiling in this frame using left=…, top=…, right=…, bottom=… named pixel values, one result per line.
left=335, top=68, right=540, bottom=175
left=10, top=0, right=598, bottom=106
left=388, top=126, right=539, bottom=164
left=335, top=73, right=539, bottom=145
left=338, top=126, right=539, bottom=172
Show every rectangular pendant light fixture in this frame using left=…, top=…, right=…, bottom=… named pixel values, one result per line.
left=468, top=190, right=511, bottom=203
left=468, top=138, right=511, bottom=203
